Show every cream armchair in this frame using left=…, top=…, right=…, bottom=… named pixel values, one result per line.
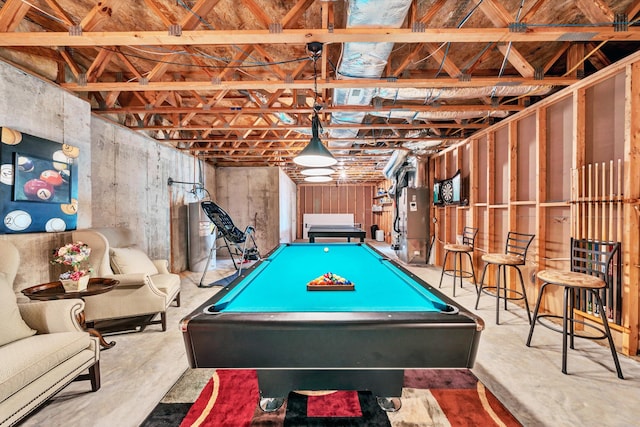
left=72, top=228, right=181, bottom=331
left=0, top=240, right=100, bottom=426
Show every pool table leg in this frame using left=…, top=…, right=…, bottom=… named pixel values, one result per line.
left=256, top=369, right=404, bottom=412
left=259, top=396, right=285, bottom=412
left=377, top=397, right=402, bottom=412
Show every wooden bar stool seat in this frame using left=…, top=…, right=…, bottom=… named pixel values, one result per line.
left=527, top=271, right=623, bottom=379
left=526, top=239, right=623, bottom=379
left=439, top=227, right=478, bottom=297
left=475, top=232, right=535, bottom=325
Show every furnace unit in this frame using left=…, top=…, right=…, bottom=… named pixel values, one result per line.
left=394, top=157, right=430, bottom=264
left=395, top=186, right=429, bottom=264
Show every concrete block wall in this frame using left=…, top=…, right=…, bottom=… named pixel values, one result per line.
left=90, top=116, right=215, bottom=271
left=215, top=167, right=284, bottom=256
left=0, top=59, right=213, bottom=291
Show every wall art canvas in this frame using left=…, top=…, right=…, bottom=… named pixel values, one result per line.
left=1, top=127, right=79, bottom=234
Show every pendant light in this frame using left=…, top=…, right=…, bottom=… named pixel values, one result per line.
left=293, top=42, right=337, bottom=168
left=300, top=167, right=335, bottom=176
left=304, top=175, right=333, bottom=182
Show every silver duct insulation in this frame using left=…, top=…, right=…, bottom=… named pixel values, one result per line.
left=329, top=0, right=413, bottom=147
left=402, top=140, right=444, bottom=150
left=383, top=149, right=408, bottom=179
left=326, top=0, right=552, bottom=158
left=375, top=85, right=553, bottom=102
left=368, top=109, right=510, bottom=120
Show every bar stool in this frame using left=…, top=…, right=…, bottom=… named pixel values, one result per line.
left=438, top=227, right=478, bottom=296
left=526, top=239, right=623, bottom=379
left=475, top=232, right=535, bottom=325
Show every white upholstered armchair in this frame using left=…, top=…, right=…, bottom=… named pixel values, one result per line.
left=72, top=228, right=181, bottom=332
left=0, top=240, right=100, bottom=426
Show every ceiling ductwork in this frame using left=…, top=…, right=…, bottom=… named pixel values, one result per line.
left=368, top=109, right=510, bottom=121
left=328, top=0, right=555, bottom=155
left=375, top=85, right=554, bottom=102
left=329, top=0, right=413, bottom=149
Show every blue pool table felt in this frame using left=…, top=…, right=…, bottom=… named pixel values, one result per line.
left=214, top=243, right=447, bottom=312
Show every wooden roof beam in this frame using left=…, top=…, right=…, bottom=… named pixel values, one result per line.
left=283, top=0, right=315, bottom=27
left=3, top=28, right=640, bottom=47
left=241, top=0, right=272, bottom=28
left=80, top=0, right=123, bottom=31
left=129, top=122, right=488, bottom=131
left=628, top=0, right=640, bottom=20
left=424, top=42, right=462, bottom=77
left=520, top=0, right=548, bottom=23
left=43, top=0, right=77, bottom=27
left=143, top=0, right=175, bottom=28
left=179, top=0, right=223, bottom=30
left=575, top=0, right=614, bottom=23
left=93, top=103, right=523, bottom=114
left=0, top=0, right=31, bottom=32
left=63, top=76, right=573, bottom=92
left=496, top=43, right=535, bottom=78
left=86, top=48, right=115, bottom=82
left=418, top=0, right=447, bottom=24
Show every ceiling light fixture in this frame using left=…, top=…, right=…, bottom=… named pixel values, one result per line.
left=301, top=167, right=335, bottom=176
left=304, top=175, right=333, bottom=183
left=293, top=42, right=337, bottom=168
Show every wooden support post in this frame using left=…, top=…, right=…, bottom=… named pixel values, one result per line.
left=588, top=164, right=593, bottom=239
left=609, top=160, right=614, bottom=242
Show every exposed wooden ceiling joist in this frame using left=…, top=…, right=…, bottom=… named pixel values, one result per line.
left=0, top=0, right=638, bottom=184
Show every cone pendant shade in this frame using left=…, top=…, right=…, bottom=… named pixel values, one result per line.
left=293, top=114, right=337, bottom=167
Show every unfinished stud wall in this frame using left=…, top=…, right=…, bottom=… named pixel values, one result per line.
left=430, top=51, right=640, bottom=356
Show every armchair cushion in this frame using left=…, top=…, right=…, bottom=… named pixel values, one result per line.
left=109, top=247, right=159, bottom=275
left=0, top=331, right=91, bottom=403
left=0, top=273, right=35, bottom=346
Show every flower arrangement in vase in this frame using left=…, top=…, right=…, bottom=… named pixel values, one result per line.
left=52, top=241, right=92, bottom=292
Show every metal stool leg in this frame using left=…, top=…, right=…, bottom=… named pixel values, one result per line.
left=463, top=251, right=477, bottom=287
left=562, top=286, right=571, bottom=375
left=526, top=282, right=550, bottom=346
left=493, top=265, right=502, bottom=324
left=475, top=263, right=490, bottom=308
left=438, top=250, right=452, bottom=289
left=452, top=252, right=459, bottom=296
left=591, top=290, right=624, bottom=379
left=514, top=266, right=532, bottom=324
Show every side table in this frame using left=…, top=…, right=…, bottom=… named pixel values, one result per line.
left=22, top=278, right=119, bottom=349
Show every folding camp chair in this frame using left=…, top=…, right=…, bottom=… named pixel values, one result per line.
left=199, top=200, right=260, bottom=280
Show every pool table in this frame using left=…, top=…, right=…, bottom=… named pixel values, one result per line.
left=307, top=225, right=366, bottom=242
left=181, top=243, right=483, bottom=411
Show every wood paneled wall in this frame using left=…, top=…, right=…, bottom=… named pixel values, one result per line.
left=297, top=184, right=388, bottom=240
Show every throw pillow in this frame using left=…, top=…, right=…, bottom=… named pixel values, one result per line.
left=0, top=273, right=36, bottom=346
left=110, top=247, right=159, bottom=275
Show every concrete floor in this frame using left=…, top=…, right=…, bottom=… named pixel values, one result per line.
left=19, top=241, right=640, bottom=427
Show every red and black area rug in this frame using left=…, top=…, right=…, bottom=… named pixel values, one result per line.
left=142, top=369, right=521, bottom=426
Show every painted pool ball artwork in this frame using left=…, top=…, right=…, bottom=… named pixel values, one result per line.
left=1, top=128, right=79, bottom=234
left=23, top=178, right=55, bottom=201
left=17, top=156, right=34, bottom=172
left=40, top=169, right=64, bottom=186
left=13, top=153, right=71, bottom=204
